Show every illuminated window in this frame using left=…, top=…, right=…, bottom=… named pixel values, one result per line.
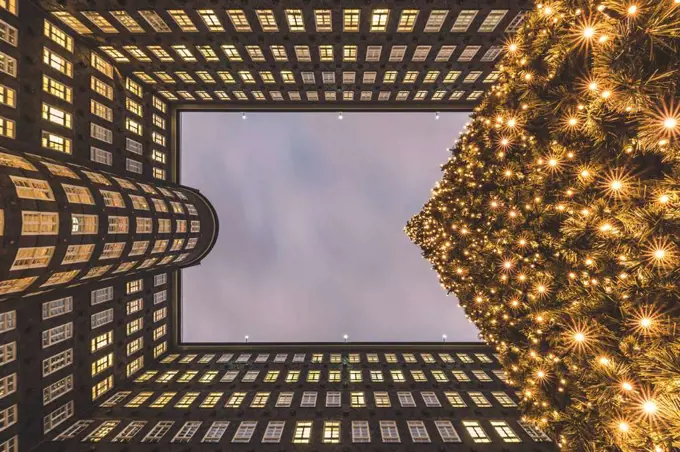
left=350, top=370, right=363, bottom=382
left=124, top=46, right=151, bottom=62
left=91, top=53, right=113, bottom=78
left=62, top=184, right=94, bottom=205
left=44, top=20, right=73, bottom=51
left=42, top=103, right=72, bottom=128
left=10, top=246, right=54, bottom=271
left=221, top=44, right=242, bottom=61
left=250, top=392, right=270, bottom=408
left=285, top=9, right=305, bottom=32
left=351, top=391, right=365, bottom=407
left=0, top=51, right=15, bottom=77
left=41, top=75, right=72, bottom=103
left=61, top=244, right=95, bottom=264
left=343, top=45, right=357, bottom=61
left=452, top=10, right=479, bottom=32
left=11, top=176, right=54, bottom=201
left=227, top=9, right=251, bottom=31
left=90, top=331, right=113, bottom=353
left=410, top=370, right=426, bottom=382
left=167, top=10, right=197, bottom=32
left=175, top=392, right=199, bottom=408
left=90, top=99, right=113, bottom=122
left=307, top=370, right=320, bottom=382
left=91, top=376, right=114, bottom=401
left=469, top=391, right=492, bottom=407
left=20, top=211, right=57, bottom=236
left=197, top=9, right=223, bottom=31
left=318, top=45, right=334, bottom=61
left=370, top=9, right=389, bottom=32
left=293, top=421, right=312, bottom=444
left=472, top=370, right=493, bottom=381
left=343, top=9, right=360, bottom=31
left=72, top=214, right=98, bottom=235
left=91, top=353, right=113, bottom=376
left=444, top=70, right=462, bottom=83
left=147, top=46, right=173, bottom=62
left=380, top=421, right=400, bottom=443
left=424, top=70, right=440, bottom=83
left=463, top=420, right=491, bottom=443
left=99, top=45, right=128, bottom=62
left=403, top=71, right=418, bottom=83
left=225, top=392, right=246, bottom=408
left=370, top=370, right=384, bottom=382
left=256, top=10, right=278, bottom=32
left=172, top=44, right=196, bottom=62
left=270, top=45, right=288, bottom=61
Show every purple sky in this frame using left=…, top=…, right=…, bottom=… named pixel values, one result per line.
left=180, top=111, right=480, bottom=343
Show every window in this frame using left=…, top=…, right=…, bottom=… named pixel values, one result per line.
left=411, top=370, right=427, bottom=382
left=328, top=370, right=341, bottom=382
left=233, top=421, right=257, bottom=443
left=351, top=420, right=371, bottom=443
left=142, top=421, right=174, bottom=444
left=407, top=421, right=430, bottom=443
left=398, top=391, right=416, bottom=407
left=91, top=309, right=113, bottom=329
left=42, top=75, right=72, bottom=103
left=421, top=391, right=441, bottom=407
left=266, top=391, right=292, bottom=409
left=92, top=375, right=114, bottom=400
left=202, top=421, right=229, bottom=443
left=518, top=420, right=552, bottom=442
left=199, top=392, right=222, bottom=408
left=492, top=391, right=517, bottom=407
left=42, top=349, right=73, bottom=376
left=250, top=392, right=270, bottom=408
left=469, top=391, right=492, bottom=407
left=91, top=123, right=112, bottom=143
left=425, top=9, right=449, bottom=31
left=452, top=370, right=471, bottom=382
left=42, top=323, right=73, bottom=348
left=91, top=331, right=112, bottom=352
left=0, top=312, right=15, bottom=333
left=45, top=20, right=73, bottom=51
left=42, top=375, right=71, bottom=405
left=10, top=246, right=55, bottom=270
left=112, top=421, right=146, bottom=443
left=62, top=244, right=95, bottom=264
left=343, top=45, right=357, bottom=61
left=171, top=421, right=202, bottom=444
left=224, top=391, right=245, bottom=408
left=490, top=420, right=521, bottom=442
left=391, top=370, right=405, bottom=382
left=21, top=211, right=58, bottom=236
left=91, top=99, right=112, bottom=121
left=175, top=392, right=199, bottom=408
left=293, top=354, right=305, bottom=363
left=307, top=370, right=320, bottom=382
left=42, top=103, right=72, bottom=128
left=90, top=147, right=112, bottom=165
left=44, top=402, right=72, bottom=433
left=343, top=9, right=360, bottom=31
left=54, top=420, right=93, bottom=441
left=380, top=421, right=400, bottom=443
left=463, top=420, right=491, bottom=443
left=432, top=370, right=449, bottom=382
left=91, top=353, right=113, bottom=376
left=351, top=391, right=366, bottom=407
left=445, top=391, right=467, bottom=407
left=452, top=10, right=479, bottom=32
left=473, top=370, right=493, bottom=382
left=91, top=76, right=113, bottom=99
left=370, top=370, right=384, bottom=382
left=435, top=420, right=462, bottom=442
left=300, top=391, right=317, bottom=407
left=126, top=279, right=142, bottom=294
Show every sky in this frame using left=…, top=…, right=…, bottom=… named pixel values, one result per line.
left=180, top=111, right=480, bottom=343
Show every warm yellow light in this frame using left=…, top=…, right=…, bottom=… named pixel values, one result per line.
left=598, top=356, right=610, bottom=365
left=574, top=332, right=585, bottom=342
left=536, top=370, right=546, bottom=378
left=568, top=117, right=578, bottom=126
left=601, top=90, right=612, bottom=99
left=642, top=400, right=657, bottom=415
left=599, top=223, right=612, bottom=232
left=621, top=382, right=633, bottom=391
left=508, top=43, right=518, bottom=52
left=548, top=158, right=558, bottom=167
left=588, top=82, right=598, bottom=91
left=580, top=169, right=590, bottom=177
left=583, top=26, right=595, bottom=38
left=610, top=180, right=623, bottom=191
left=659, top=194, right=670, bottom=203
left=503, top=261, right=512, bottom=269
left=664, top=117, right=678, bottom=129
left=507, top=118, right=517, bottom=128
left=627, top=4, right=637, bottom=15
left=618, top=422, right=629, bottom=433
left=654, top=249, right=666, bottom=260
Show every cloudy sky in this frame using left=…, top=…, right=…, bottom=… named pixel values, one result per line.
left=180, top=111, right=479, bottom=343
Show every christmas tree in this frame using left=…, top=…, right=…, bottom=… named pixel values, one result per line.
left=406, top=1, right=680, bottom=450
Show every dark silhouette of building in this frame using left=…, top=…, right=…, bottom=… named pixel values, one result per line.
left=0, top=1, right=555, bottom=451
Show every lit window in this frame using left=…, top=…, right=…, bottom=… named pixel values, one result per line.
left=492, top=391, right=517, bottom=407
left=227, top=9, right=251, bottom=32
left=374, top=391, right=391, bottom=407
left=91, top=353, right=113, bottom=376
left=285, top=9, right=305, bottom=32
left=424, top=70, right=440, bottom=83
left=293, top=421, right=312, bottom=444
left=167, top=10, right=197, bottom=32
left=343, top=45, right=357, bottom=61
left=452, top=370, right=470, bottom=382
left=371, top=9, right=389, bottom=31
left=256, top=10, right=278, bottom=32
left=469, top=391, right=492, bottom=407
left=200, top=392, right=222, bottom=408
left=250, top=392, right=270, bottom=408
left=43, top=47, right=71, bottom=77
left=270, top=45, right=288, bottom=61
left=307, top=370, right=320, bottom=382
left=174, top=392, right=199, bottom=408
left=44, top=20, right=73, bottom=52
left=42, top=103, right=72, bottom=128
left=91, top=331, right=113, bottom=353
left=264, top=371, right=280, bottom=382
left=397, top=9, right=418, bottom=32
left=11, top=176, right=55, bottom=201
left=464, top=420, right=491, bottom=443
left=91, top=53, right=113, bottom=78
left=197, top=9, right=224, bottom=32
left=314, top=10, right=332, bottom=32
left=10, top=246, right=54, bottom=271
left=411, top=370, right=427, bottom=382
left=343, top=9, right=360, bottom=31
left=99, top=45, right=128, bottom=62
left=319, top=45, right=334, bottom=61
left=472, top=370, right=493, bottom=381
left=351, top=391, right=366, bottom=407
left=370, top=370, right=384, bottom=382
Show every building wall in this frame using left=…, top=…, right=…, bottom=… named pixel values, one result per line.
left=0, top=2, right=215, bottom=451
left=38, top=347, right=556, bottom=451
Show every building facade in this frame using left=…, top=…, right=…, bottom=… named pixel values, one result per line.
left=39, top=345, right=555, bottom=451
left=0, top=1, right=552, bottom=451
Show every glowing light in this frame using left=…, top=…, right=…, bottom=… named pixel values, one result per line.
left=588, top=82, right=598, bottom=91
left=658, top=194, right=670, bottom=204
left=601, top=90, right=612, bottom=99
left=568, top=117, right=578, bottom=126
left=664, top=117, right=678, bottom=129
left=642, top=400, right=657, bottom=415
left=536, top=370, right=546, bottom=379
left=621, top=382, right=633, bottom=391
left=583, top=26, right=595, bottom=38
left=506, top=118, right=517, bottom=128
left=508, top=43, right=519, bottom=52
left=618, top=422, right=629, bottom=433
left=627, top=4, right=638, bottom=15
left=640, top=317, right=652, bottom=328
left=574, top=332, right=585, bottom=342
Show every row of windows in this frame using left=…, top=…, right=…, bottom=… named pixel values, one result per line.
left=136, top=367, right=504, bottom=385
left=0, top=152, right=188, bottom=200
left=9, top=239, right=196, bottom=272
left=17, top=211, right=199, bottom=236
left=160, top=351, right=496, bottom=365
left=103, top=389, right=517, bottom=410
left=156, top=87, right=487, bottom=102
left=54, top=8, right=526, bottom=36
left=54, top=418, right=549, bottom=445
